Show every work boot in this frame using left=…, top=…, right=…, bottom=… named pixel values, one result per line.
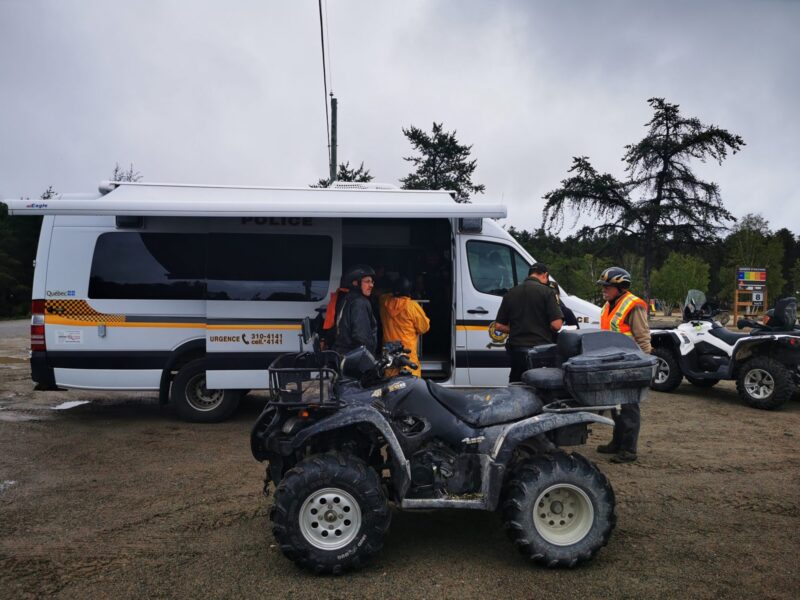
left=610, top=450, right=638, bottom=464
left=597, top=443, right=619, bottom=454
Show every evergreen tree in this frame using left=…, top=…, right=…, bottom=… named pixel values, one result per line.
left=651, top=252, right=711, bottom=312
left=542, top=97, right=744, bottom=303
left=0, top=186, right=53, bottom=317
left=400, top=122, right=485, bottom=203
left=314, top=161, right=373, bottom=188
left=111, top=163, right=142, bottom=182
left=720, top=214, right=786, bottom=302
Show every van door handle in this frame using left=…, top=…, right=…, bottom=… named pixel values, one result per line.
left=467, top=307, right=489, bottom=314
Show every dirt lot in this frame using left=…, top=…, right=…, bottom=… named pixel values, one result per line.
left=1, top=320, right=799, bottom=599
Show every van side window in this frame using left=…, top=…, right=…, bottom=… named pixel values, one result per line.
left=207, top=234, right=332, bottom=302
left=466, top=240, right=529, bottom=296
left=89, top=233, right=206, bottom=300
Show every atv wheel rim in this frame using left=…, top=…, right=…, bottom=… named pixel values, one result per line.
left=299, top=487, right=362, bottom=550
left=533, top=483, right=594, bottom=546
left=744, top=368, right=774, bottom=400
left=654, top=357, right=670, bottom=384
left=185, top=374, right=224, bottom=412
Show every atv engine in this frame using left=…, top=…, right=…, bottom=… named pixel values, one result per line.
left=409, top=442, right=480, bottom=498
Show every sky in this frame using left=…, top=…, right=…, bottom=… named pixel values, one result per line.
left=1, top=0, right=798, bottom=234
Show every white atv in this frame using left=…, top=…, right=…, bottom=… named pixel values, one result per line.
left=650, top=290, right=800, bottom=409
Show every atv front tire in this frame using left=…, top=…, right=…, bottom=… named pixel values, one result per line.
left=502, top=452, right=615, bottom=567
left=270, top=452, right=390, bottom=574
left=736, top=356, right=794, bottom=410
left=650, top=347, right=682, bottom=392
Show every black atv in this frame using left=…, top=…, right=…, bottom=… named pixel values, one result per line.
left=251, top=321, right=656, bottom=573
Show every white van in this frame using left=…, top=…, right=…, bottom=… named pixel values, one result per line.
left=3, top=181, right=600, bottom=421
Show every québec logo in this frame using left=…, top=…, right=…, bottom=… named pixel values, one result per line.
left=46, top=290, right=76, bottom=297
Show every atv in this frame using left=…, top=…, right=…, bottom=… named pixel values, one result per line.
left=251, top=320, right=656, bottom=573
left=650, top=290, right=800, bottom=409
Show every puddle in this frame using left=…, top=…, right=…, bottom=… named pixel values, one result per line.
left=0, top=412, right=45, bottom=422
left=52, top=400, right=91, bottom=411
left=0, top=356, right=27, bottom=365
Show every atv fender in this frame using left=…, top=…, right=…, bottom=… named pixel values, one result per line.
left=491, top=412, right=614, bottom=465
left=289, top=404, right=412, bottom=498
left=651, top=330, right=682, bottom=351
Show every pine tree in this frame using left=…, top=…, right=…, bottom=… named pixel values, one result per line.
left=542, top=98, right=744, bottom=303
left=314, top=161, right=373, bottom=188
left=400, top=122, right=485, bottom=203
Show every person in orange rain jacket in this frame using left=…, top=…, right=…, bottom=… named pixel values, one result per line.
left=379, top=276, right=430, bottom=377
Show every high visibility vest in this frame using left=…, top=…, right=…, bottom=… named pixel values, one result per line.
left=600, top=291, right=647, bottom=335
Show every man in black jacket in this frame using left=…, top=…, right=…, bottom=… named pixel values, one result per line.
left=334, top=264, right=378, bottom=355
left=495, top=263, right=564, bottom=382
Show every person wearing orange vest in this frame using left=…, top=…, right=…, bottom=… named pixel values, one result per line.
left=379, top=277, right=430, bottom=377
left=596, top=266, right=651, bottom=464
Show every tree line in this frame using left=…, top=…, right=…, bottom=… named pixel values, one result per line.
left=2, top=102, right=796, bottom=318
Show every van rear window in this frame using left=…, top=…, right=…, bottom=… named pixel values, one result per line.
left=88, top=232, right=333, bottom=302
left=89, top=233, right=206, bottom=300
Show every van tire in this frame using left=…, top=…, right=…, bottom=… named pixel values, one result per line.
left=171, top=358, right=240, bottom=423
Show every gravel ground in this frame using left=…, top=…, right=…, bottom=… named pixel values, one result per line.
left=1, top=321, right=799, bottom=599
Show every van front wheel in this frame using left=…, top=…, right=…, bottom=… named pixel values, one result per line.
left=171, top=358, right=240, bottom=422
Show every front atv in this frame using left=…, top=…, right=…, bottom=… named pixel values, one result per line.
left=252, top=327, right=655, bottom=573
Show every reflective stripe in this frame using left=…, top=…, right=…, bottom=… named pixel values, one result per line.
left=600, top=291, right=646, bottom=335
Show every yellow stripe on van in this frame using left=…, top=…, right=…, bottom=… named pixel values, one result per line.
left=45, top=315, right=204, bottom=328
left=44, top=314, right=302, bottom=330
left=206, top=324, right=301, bottom=330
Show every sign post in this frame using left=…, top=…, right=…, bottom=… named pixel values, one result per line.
left=734, top=267, right=767, bottom=325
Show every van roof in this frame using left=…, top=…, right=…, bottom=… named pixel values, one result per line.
left=2, top=181, right=507, bottom=219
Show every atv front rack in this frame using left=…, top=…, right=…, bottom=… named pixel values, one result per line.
left=269, top=351, right=341, bottom=406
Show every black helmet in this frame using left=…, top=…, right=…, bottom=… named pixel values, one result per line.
left=392, top=276, right=413, bottom=297
left=597, top=266, right=632, bottom=289
left=343, top=264, right=376, bottom=289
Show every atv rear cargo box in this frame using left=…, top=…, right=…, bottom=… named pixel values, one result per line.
left=563, top=350, right=656, bottom=406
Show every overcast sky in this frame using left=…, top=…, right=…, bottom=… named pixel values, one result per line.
left=1, top=0, right=798, bottom=234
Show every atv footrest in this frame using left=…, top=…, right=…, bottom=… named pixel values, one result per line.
left=400, top=497, right=487, bottom=510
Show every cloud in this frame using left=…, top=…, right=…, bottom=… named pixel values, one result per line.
left=1, top=0, right=798, bottom=233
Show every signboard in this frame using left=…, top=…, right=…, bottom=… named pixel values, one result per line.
left=738, top=267, right=767, bottom=289
left=752, top=291, right=764, bottom=303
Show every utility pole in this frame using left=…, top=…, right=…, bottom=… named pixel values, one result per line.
left=329, top=94, right=338, bottom=183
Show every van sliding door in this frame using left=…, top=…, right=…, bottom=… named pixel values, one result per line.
left=205, top=218, right=341, bottom=389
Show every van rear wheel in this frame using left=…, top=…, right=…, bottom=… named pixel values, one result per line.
left=171, top=358, right=240, bottom=422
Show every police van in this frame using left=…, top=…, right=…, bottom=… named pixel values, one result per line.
left=2, top=181, right=600, bottom=422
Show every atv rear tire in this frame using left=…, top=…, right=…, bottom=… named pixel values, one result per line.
left=736, top=356, right=794, bottom=410
left=171, top=358, right=240, bottom=423
left=270, top=452, right=390, bottom=574
left=502, top=452, right=615, bottom=567
left=685, top=375, right=719, bottom=388
left=650, top=347, right=682, bottom=392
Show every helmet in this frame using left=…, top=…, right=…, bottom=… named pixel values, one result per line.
left=392, top=276, right=413, bottom=297
left=597, top=267, right=632, bottom=289
left=342, top=264, right=376, bottom=289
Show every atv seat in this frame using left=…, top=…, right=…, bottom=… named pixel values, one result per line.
left=426, top=381, right=543, bottom=428
left=708, top=327, right=750, bottom=345
left=521, top=368, right=565, bottom=389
